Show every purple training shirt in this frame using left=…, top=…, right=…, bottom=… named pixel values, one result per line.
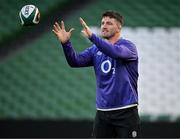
left=61, top=33, right=139, bottom=110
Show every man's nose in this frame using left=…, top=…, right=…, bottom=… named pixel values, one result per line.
left=102, top=23, right=107, bottom=28
left=102, top=24, right=108, bottom=29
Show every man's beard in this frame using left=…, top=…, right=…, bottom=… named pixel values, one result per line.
left=101, top=29, right=116, bottom=39
left=102, top=33, right=114, bottom=40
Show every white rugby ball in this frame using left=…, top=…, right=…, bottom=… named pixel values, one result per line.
left=19, top=4, right=40, bottom=26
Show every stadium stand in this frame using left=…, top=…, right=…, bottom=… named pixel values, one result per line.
left=0, top=0, right=180, bottom=122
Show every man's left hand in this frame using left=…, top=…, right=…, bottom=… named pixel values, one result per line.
left=80, top=17, right=92, bottom=38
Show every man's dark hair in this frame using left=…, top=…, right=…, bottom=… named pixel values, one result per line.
left=102, top=10, right=123, bottom=26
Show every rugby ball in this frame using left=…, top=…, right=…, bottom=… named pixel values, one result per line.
left=19, top=4, right=40, bottom=26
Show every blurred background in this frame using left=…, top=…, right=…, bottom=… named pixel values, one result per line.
left=0, top=0, right=180, bottom=138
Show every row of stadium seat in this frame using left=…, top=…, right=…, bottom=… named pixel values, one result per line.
left=0, top=32, right=95, bottom=119
left=78, top=0, right=180, bottom=27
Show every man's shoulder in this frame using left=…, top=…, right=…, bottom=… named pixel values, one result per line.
left=120, top=38, right=135, bottom=44
left=119, top=38, right=136, bottom=48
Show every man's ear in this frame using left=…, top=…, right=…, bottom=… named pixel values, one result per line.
left=116, top=21, right=121, bottom=32
left=117, top=25, right=121, bottom=33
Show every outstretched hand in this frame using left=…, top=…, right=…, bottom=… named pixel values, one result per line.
left=53, top=18, right=92, bottom=43
left=80, top=17, right=92, bottom=38
left=52, top=21, right=74, bottom=44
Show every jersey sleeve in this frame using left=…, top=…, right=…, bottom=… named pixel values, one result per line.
left=61, top=41, right=93, bottom=67
left=89, top=34, right=138, bottom=61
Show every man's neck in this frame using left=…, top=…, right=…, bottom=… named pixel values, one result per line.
left=107, top=33, right=121, bottom=44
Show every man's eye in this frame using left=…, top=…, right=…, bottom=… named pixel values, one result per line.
left=107, top=22, right=112, bottom=25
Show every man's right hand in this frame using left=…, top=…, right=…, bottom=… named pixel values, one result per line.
left=52, top=21, right=74, bottom=44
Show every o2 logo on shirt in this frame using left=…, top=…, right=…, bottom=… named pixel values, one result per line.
left=101, top=60, right=115, bottom=74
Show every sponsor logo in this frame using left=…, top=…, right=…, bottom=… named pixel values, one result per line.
left=101, top=60, right=115, bottom=74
